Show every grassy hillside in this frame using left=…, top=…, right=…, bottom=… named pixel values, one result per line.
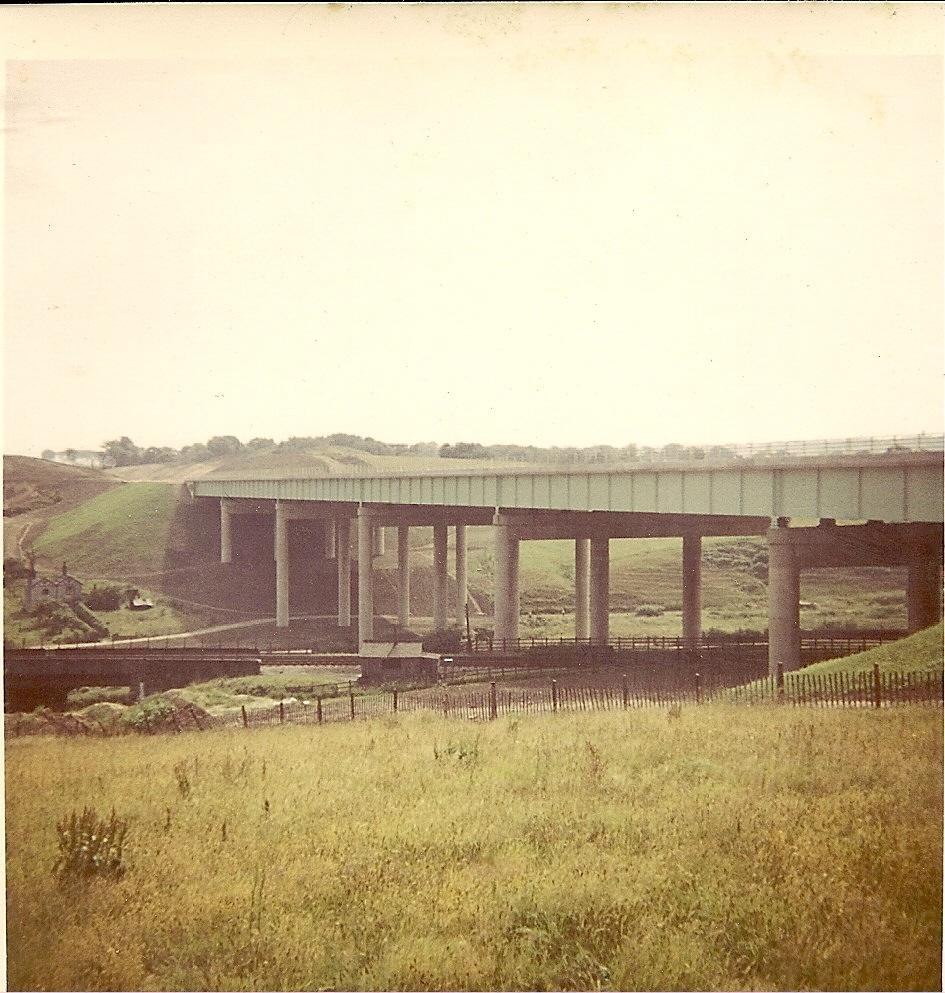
left=32, top=482, right=180, bottom=577
left=800, top=622, right=943, bottom=676
left=3, top=455, right=117, bottom=560
left=6, top=707, right=941, bottom=991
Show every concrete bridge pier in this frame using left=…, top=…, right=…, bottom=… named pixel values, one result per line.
left=575, top=538, right=590, bottom=640
left=398, top=525, right=411, bottom=628
left=908, top=554, right=941, bottom=633
left=274, top=501, right=289, bottom=628
left=337, top=518, right=351, bottom=627
left=590, top=537, right=610, bottom=645
left=494, top=514, right=520, bottom=644
left=767, top=524, right=800, bottom=676
left=454, top=525, right=467, bottom=628
left=323, top=520, right=336, bottom=560
left=682, top=534, right=702, bottom=642
left=358, top=507, right=375, bottom=646
left=220, top=499, right=233, bottom=564
left=433, top=524, right=449, bottom=631
left=373, top=526, right=386, bottom=558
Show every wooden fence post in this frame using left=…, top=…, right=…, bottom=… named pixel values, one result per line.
left=279, top=700, right=285, bottom=724
left=776, top=662, right=784, bottom=703
left=316, top=697, right=323, bottom=724
left=349, top=686, right=355, bottom=721
left=551, top=679, right=558, bottom=713
left=241, top=705, right=248, bottom=728
left=695, top=672, right=702, bottom=705
left=489, top=681, right=497, bottom=720
left=622, top=673, right=629, bottom=709
left=873, top=661, right=882, bottom=709
left=393, top=688, right=398, bottom=713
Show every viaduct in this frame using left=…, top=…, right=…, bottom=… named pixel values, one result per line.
left=188, top=443, right=944, bottom=676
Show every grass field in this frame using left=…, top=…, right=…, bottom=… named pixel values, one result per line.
left=32, top=482, right=180, bottom=577
left=5, top=706, right=941, bottom=992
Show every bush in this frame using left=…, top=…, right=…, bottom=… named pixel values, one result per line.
left=635, top=604, right=664, bottom=617
left=3, top=557, right=30, bottom=584
left=54, top=808, right=128, bottom=882
left=120, top=696, right=178, bottom=731
left=83, top=585, right=124, bottom=612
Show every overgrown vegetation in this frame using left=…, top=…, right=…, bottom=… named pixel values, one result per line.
left=6, top=708, right=941, bottom=991
left=54, top=808, right=129, bottom=882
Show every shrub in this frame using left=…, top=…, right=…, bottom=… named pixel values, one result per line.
left=83, top=585, right=124, bottom=612
left=635, top=604, right=664, bottom=617
left=54, top=808, right=128, bottom=882
left=120, top=696, right=178, bottom=731
left=3, top=557, right=30, bottom=584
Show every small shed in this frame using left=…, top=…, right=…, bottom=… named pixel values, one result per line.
left=358, top=639, right=439, bottom=686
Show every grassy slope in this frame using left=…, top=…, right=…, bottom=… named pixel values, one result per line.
left=3, top=455, right=118, bottom=560
left=32, top=482, right=179, bottom=577
left=6, top=707, right=942, bottom=991
left=801, top=622, right=943, bottom=675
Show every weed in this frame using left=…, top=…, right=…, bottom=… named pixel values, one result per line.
left=54, top=807, right=128, bottom=882
left=433, top=736, right=481, bottom=763
left=173, top=761, right=191, bottom=798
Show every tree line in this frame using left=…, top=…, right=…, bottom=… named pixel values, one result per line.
left=42, top=435, right=736, bottom=468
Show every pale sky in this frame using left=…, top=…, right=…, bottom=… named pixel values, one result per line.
left=2, top=4, right=942, bottom=456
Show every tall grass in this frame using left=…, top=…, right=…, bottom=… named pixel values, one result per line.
left=6, top=707, right=941, bottom=991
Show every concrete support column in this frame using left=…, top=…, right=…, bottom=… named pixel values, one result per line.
left=908, top=554, right=941, bottom=633
left=373, top=526, right=386, bottom=558
left=575, top=538, right=590, bottom=640
left=323, top=520, right=336, bottom=560
left=220, top=500, right=233, bottom=564
left=682, top=534, right=702, bottom=642
left=397, top=525, right=411, bottom=629
left=433, top=524, right=449, bottom=631
left=336, top=519, right=351, bottom=627
left=767, top=526, right=800, bottom=676
left=590, top=537, right=610, bottom=645
left=274, top=501, right=289, bottom=629
left=454, top=524, right=468, bottom=628
left=493, top=514, right=520, bottom=644
left=358, top=508, right=375, bottom=647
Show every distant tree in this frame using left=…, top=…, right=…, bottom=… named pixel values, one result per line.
left=102, top=437, right=142, bottom=467
left=206, top=436, right=242, bottom=457
left=440, top=442, right=487, bottom=460
left=141, top=446, right=178, bottom=464
left=179, top=443, right=210, bottom=462
left=245, top=437, right=275, bottom=451
left=41, top=449, right=55, bottom=461
left=64, top=449, right=78, bottom=463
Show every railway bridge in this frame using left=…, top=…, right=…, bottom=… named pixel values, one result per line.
left=188, top=436, right=943, bottom=677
